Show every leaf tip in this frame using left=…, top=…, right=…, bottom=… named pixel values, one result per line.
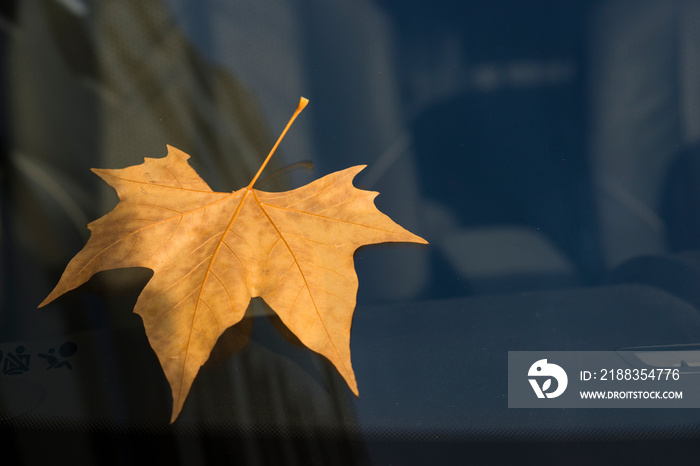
left=38, top=287, right=61, bottom=309
left=166, top=144, right=190, bottom=160
left=169, top=393, right=186, bottom=424
left=346, top=165, right=368, bottom=181
left=90, top=167, right=105, bottom=177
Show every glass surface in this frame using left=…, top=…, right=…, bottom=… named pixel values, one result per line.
left=2, top=0, right=700, bottom=464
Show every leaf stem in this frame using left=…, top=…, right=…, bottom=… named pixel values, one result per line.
left=248, top=97, right=309, bottom=190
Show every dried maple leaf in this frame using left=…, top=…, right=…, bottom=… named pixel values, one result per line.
left=39, top=98, right=427, bottom=422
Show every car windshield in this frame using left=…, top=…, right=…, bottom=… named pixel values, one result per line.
left=2, top=0, right=700, bottom=464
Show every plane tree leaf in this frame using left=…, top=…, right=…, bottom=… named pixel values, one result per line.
left=39, top=98, right=428, bottom=422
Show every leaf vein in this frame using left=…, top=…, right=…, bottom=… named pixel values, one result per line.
left=252, top=190, right=348, bottom=372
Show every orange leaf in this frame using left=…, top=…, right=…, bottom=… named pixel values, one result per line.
left=39, top=98, right=428, bottom=422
